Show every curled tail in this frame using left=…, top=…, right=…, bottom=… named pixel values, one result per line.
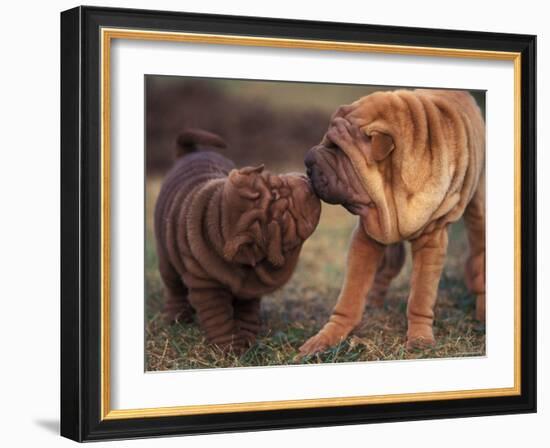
left=175, top=128, right=227, bottom=158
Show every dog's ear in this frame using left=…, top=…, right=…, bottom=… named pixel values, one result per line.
left=223, top=220, right=266, bottom=266
left=223, top=234, right=257, bottom=266
left=238, top=165, right=264, bottom=175
left=227, top=166, right=265, bottom=200
left=368, top=131, right=395, bottom=162
left=266, top=221, right=285, bottom=267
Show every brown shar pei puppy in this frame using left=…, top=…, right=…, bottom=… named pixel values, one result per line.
left=154, top=129, right=322, bottom=351
left=300, top=89, right=485, bottom=354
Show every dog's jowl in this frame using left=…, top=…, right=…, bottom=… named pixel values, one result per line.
left=301, top=89, right=485, bottom=354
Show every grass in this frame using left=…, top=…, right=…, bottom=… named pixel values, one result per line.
left=145, top=178, right=485, bottom=371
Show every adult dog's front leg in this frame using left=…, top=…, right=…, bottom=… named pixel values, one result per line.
left=299, top=225, right=385, bottom=356
left=406, top=227, right=448, bottom=350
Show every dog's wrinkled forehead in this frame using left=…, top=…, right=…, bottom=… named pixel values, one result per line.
left=330, top=92, right=395, bottom=126
left=266, top=174, right=293, bottom=199
left=223, top=166, right=319, bottom=268
left=229, top=166, right=295, bottom=202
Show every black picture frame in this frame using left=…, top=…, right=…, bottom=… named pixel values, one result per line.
left=61, top=5, right=536, bottom=442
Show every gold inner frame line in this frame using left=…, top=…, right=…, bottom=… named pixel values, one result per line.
left=100, top=27, right=522, bottom=421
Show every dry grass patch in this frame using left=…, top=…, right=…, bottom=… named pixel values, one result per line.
left=145, top=178, right=485, bottom=371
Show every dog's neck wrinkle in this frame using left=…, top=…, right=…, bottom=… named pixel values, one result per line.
left=393, top=90, right=480, bottom=239
left=386, top=165, right=404, bottom=241
left=205, top=183, right=226, bottom=256
left=185, top=179, right=247, bottom=292
left=340, top=157, right=365, bottom=201
left=241, top=246, right=301, bottom=296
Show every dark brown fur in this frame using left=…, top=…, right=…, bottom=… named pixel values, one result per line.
left=154, top=129, right=321, bottom=351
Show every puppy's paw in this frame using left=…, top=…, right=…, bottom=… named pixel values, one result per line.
left=163, top=303, right=194, bottom=325
left=211, top=335, right=249, bottom=356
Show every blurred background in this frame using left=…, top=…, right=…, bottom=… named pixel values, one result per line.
left=146, top=76, right=485, bottom=173
left=145, top=76, right=486, bottom=370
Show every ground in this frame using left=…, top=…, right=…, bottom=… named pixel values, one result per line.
left=144, top=178, right=485, bottom=371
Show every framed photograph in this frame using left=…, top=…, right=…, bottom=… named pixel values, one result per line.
left=60, top=6, right=536, bottom=441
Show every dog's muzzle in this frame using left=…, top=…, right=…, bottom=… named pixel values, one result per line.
left=304, top=146, right=349, bottom=205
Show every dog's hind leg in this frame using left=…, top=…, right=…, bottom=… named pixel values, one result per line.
left=463, top=174, right=486, bottom=323
left=234, top=298, right=262, bottom=346
left=367, top=242, right=406, bottom=308
left=159, top=256, right=194, bottom=324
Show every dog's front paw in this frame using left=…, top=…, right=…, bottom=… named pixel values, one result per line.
left=298, top=332, right=332, bottom=358
left=297, top=322, right=351, bottom=359
left=406, top=336, right=436, bottom=351
left=406, top=324, right=436, bottom=351
left=211, top=333, right=250, bottom=355
left=163, top=301, right=194, bottom=325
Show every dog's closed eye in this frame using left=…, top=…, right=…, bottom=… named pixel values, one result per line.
left=322, top=135, right=339, bottom=149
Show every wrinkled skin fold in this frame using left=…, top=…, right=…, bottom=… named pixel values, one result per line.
left=300, top=89, right=486, bottom=355
left=154, top=130, right=322, bottom=352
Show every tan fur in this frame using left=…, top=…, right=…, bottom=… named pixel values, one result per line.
left=300, top=89, right=485, bottom=354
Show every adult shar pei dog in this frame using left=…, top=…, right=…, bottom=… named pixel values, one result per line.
left=154, top=129, right=322, bottom=351
left=301, top=89, right=485, bottom=354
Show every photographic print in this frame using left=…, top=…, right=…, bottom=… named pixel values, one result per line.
left=61, top=7, right=535, bottom=440
left=144, top=76, right=487, bottom=371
